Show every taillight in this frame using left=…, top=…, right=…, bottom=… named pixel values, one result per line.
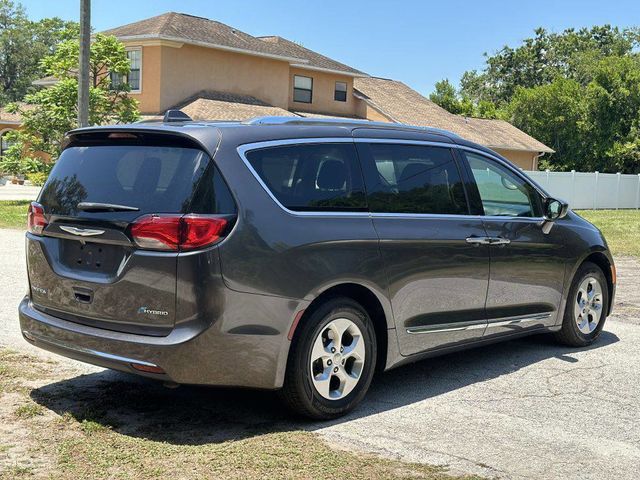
left=180, top=214, right=228, bottom=250
left=131, top=214, right=228, bottom=251
left=131, top=215, right=181, bottom=250
left=27, top=202, right=47, bottom=235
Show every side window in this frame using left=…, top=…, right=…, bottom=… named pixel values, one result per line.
left=464, top=152, right=540, bottom=217
left=190, top=164, right=237, bottom=215
left=110, top=48, right=142, bottom=92
left=358, top=143, right=468, bottom=215
left=293, top=75, right=313, bottom=103
left=334, top=81, right=347, bottom=102
left=245, top=143, right=366, bottom=212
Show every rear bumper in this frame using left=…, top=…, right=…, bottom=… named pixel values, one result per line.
left=19, top=295, right=299, bottom=389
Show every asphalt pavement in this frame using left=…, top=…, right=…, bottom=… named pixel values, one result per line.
left=1, top=227, right=638, bottom=479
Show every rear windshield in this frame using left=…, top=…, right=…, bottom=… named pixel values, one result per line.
left=40, top=145, right=213, bottom=218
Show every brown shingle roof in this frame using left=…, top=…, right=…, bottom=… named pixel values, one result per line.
left=102, top=12, right=364, bottom=75
left=462, top=117, right=553, bottom=153
left=292, top=110, right=362, bottom=120
left=0, top=103, right=33, bottom=124
left=0, top=109, right=22, bottom=124
left=354, top=77, right=553, bottom=153
left=258, top=36, right=364, bottom=75
left=171, top=90, right=292, bottom=121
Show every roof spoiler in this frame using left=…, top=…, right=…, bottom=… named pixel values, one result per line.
left=163, top=109, right=192, bottom=123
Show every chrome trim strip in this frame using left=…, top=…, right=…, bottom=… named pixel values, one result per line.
left=405, top=312, right=552, bottom=335
left=236, top=137, right=548, bottom=219
left=24, top=330, right=159, bottom=367
left=406, top=320, right=487, bottom=334
left=369, top=212, right=543, bottom=221
left=485, top=312, right=552, bottom=328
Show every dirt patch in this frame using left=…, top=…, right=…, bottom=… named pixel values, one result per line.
left=612, top=256, right=640, bottom=324
left=0, top=349, right=479, bottom=480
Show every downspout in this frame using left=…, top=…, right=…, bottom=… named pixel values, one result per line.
left=533, top=152, right=545, bottom=171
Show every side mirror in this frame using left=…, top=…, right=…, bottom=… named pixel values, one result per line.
left=543, top=197, right=569, bottom=221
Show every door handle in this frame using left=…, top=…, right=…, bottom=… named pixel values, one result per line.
left=465, top=236, right=511, bottom=246
left=488, top=237, right=511, bottom=246
left=466, top=236, right=492, bottom=245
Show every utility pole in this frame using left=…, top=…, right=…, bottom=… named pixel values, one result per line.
left=77, top=0, right=91, bottom=127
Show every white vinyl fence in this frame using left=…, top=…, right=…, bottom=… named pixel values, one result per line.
left=524, top=170, right=640, bottom=210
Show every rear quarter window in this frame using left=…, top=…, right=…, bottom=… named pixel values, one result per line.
left=244, top=143, right=366, bottom=212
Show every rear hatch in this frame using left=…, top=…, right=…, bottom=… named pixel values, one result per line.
left=26, top=129, right=233, bottom=336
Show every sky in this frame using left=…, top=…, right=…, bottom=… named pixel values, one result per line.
left=19, top=0, right=640, bottom=96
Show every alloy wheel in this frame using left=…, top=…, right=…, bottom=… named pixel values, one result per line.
left=309, top=318, right=366, bottom=400
left=574, top=276, right=604, bottom=334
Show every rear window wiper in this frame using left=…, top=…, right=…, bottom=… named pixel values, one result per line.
left=77, top=202, right=140, bottom=212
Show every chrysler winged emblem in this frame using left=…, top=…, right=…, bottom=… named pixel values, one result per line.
left=59, top=226, right=105, bottom=237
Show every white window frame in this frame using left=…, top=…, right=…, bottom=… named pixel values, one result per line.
left=293, top=75, right=313, bottom=104
left=111, top=46, right=143, bottom=94
left=125, top=46, right=142, bottom=94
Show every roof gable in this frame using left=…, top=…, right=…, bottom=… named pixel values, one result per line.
left=258, top=36, right=363, bottom=75
left=102, top=12, right=365, bottom=75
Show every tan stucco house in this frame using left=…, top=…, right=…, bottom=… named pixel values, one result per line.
left=1, top=12, right=553, bottom=170
left=0, top=109, right=22, bottom=160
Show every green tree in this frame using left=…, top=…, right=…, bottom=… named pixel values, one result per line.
left=0, top=0, right=77, bottom=105
left=582, top=56, right=640, bottom=172
left=507, top=78, right=586, bottom=170
left=506, top=56, right=640, bottom=173
left=459, top=25, right=640, bottom=107
left=431, top=24, right=640, bottom=173
left=430, top=79, right=497, bottom=119
left=2, top=33, right=139, bottom=172
left=430, top=79, right=466, bottom=115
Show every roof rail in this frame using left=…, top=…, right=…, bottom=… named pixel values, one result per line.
left=242, top=116, right=460, bottom=137
left=243, top=116, right=392, bottom=128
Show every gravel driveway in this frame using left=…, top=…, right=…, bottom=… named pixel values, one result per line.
left=1, top=227, right=639, bottom=479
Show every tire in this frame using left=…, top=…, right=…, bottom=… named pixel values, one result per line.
left=554, top=261, right=609, bottom=347
left=279, top=296, right=377, bottom=420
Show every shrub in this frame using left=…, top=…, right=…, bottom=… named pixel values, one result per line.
left=27, top=171, right=48, bottom=186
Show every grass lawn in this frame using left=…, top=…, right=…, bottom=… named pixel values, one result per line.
left=0, top=348, right=480, bottom=480
left=576, top=209, right=640, bottom=258
left=0, top=200, right=30, bottom=230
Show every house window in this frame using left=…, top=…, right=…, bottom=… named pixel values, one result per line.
left=110, top=48, right=142, bottom=92
left=334, top=81, right=347, bottom=102
left=0, top=130, right=15, bottom=157
left=293, top=75, right=313, bottom=103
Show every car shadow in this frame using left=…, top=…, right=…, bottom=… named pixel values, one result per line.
left=30, top=330, right=619, bottom=445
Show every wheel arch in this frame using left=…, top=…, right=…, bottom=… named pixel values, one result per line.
left=571, top=249, right=615, bottom=316
left=293, top=282, right=392, bottom=372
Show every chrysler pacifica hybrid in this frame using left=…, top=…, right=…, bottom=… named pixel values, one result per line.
left=19, top=115, right=615, bottom=419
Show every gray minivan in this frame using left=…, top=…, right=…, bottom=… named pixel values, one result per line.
left=19, top=116, right=616, bottom=419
